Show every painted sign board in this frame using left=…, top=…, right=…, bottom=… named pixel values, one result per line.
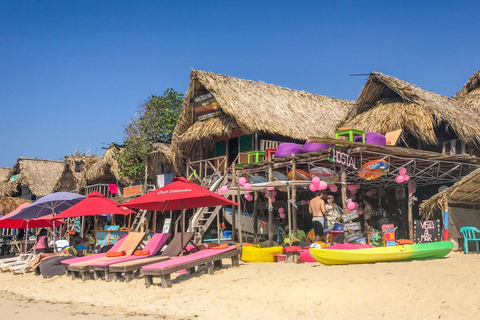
left=162, top=218, right=171, bottom=234
left=382, top=224, right=396, bottom=247
left=414, top=219, right=441, bottom=244
left=193, top=92, right=223, bottom=121
left=343, top=222, right=361, bottom=231
left=341, top=210, right=359, bottom=223
left=123, top=185, right=142, bottom=197
left=327, top=148, right=360, bottom=170
left=344, top=231, right=363, bottom=243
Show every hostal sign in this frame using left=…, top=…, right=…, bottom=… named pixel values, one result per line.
left=192, top=92, right=223, bottom=122
left=327, top=148, right=360, bottom=170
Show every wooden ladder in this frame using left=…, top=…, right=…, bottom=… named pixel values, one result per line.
left=191, top=206, right=222, bottom=245
left=130, top=209, right=148, bottom=232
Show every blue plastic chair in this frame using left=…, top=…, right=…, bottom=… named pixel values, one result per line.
left=459, top=226, right=480, bottom=254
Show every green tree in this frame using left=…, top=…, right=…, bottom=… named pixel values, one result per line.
left=116, top=89, right=184, bottom=180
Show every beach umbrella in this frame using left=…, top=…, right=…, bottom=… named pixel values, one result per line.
left=10, top=192, right=85, bottom=250
left=122, top=177, right=239, bottom=248
left=53, top=191, right=134, bottom=219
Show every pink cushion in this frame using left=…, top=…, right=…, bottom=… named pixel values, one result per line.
left=142, top=246, right=236, bottom=270
left=299, top=248, right=316, bottom=263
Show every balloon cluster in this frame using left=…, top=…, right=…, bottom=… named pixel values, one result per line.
left=329, top=184, right=338, bottom=192
left=218, top=185, right=229, bottom=195
left=346, top=198, right=359, bottom=212
left=347, top=184, right=360, bottom=194
left=238, top=177, right=252, bottom=191
left=395, top=167, right=411, bottom=184
left=310, top=176, right=328, bottom=192
left=365, top=188, right=377, bottom=197
left=300, top=200, right=310, bottom=206
left=278, top=207, right=285, bottom=219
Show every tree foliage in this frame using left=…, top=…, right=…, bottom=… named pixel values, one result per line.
left=116, top=89, right=184, bottom=180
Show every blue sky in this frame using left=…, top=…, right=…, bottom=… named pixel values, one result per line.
left=1, top=1, right=479, bottom=167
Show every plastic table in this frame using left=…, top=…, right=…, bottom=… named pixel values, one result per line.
left=335, top=128, right=366, bottom=143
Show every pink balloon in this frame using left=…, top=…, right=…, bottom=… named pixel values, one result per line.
left=306, top=200, right=310, bottom=205
left=329, top=184, right=338, bottom=192
left=350, top=189, right=357, bottom=195
left=312, top=176, right=321, bottom=186
left=347, top=201, right=356, bottom=210
left=265, top=192, right=270, bottom=199
left=220, top=186, right=229, bottom=193
left=395, top=175, right=405, bottom=183
left=280, top=213, right=286, bottom=219
left=244, top=193, right=252, bottom=200
left=239, top=177, right=247, bottom=186
left=399, top=167, right=407, bottom=175
left=351, top=194, right=356, bottom=201
left=301, top=200, right=307, bottom=205
left=403, top=174, right=410, bottom=182
left=354, top=202, right=359, bottom=210
left=271, top=197, right=276, bottom=202
left=412, top=182, right=417, bottom=189
left=353, top=184, right=360, bottom=190
left=347, top=185, right=355, bottom=191
left=267, top=187, right=275, bottom=191
left=244, top=183, right=252, bottom=191
left=357, top=208, right=364, bottom=215
left=319, top=181, right=328, bottom=190
left=272, top=191, right=277, bottom=196
left=412, top=188, right=417, bottom=193
left=309, top=184, right=317, bottom=192
left=278, top=208, right=285, bottom=214
left=218, top=190, right=223, bottom=195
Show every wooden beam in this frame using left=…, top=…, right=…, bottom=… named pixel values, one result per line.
left=408, top=165, right=414, bottom=241
left=292, top=159, right=298, bottom=237
left=268, top=163, right=273, bottom=246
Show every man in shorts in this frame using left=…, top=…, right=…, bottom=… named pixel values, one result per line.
left=309, top=191, right=327, bottom=242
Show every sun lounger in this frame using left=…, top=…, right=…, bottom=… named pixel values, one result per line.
left=0, top=254, right=34, bottom=272
left=4, top=254, right=36, bottom=274
left=62, top=234, right=128, bottom=278
left=140, top=246, right=241, bottom=288
left=107, top=232, right=195, bottom=283
left=67, top=232, right=145, bottom=281
left=88, top=233, right=170, bottom=282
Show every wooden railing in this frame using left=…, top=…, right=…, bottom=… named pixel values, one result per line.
left=186, top=156, right=228, bottom=187
left=442, top=139, right=470, bottom=156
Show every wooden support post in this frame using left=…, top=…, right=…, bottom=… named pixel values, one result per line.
left=206, top=262, right=214, bottom=275
left=145, top=275, right=153, bottom=288
left=292, top=159, right=298, bottom=237
left=341, top=167, right=347, bottom=213
left=232, top=254, right=240, bottom=267
left=214, top=260, right=223, bottom=268
left=152, top=211, right=157, bottom=233
left=407, top=166, right=414, bottom=241
left=237, top=183, right=243, bottom=244
left=161, top=275, right=172, bottom=288
left=231, top=166, right=237, bottom=242
left=105, top=271, right=114, bottom=282
left=287, top=183, right=293, bottom=246
left=253, top=191, right=258, bottom=242
left=268, top=163, right=274, bottom=246
left=125, top=271, right=134, bottom=283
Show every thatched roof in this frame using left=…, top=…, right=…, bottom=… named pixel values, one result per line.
left=172, top=70, right=354, bottom=168
left=83, top=145, right=130, bottom=187
left=0, top=158, right=65, bottom=197
left=55, top=153, right=101, bottom=192
left=454, top=70, right=480, bottom=110
left=0, top=197, right=32, bottom=216
left=0, top=167, right=11, bottom=183
left=420, top=168, right=480, bottom=218
left=343, top=72, right=480, bottom=145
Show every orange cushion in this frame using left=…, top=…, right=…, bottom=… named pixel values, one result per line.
left=396, top=239, right=414, bottom=245
left=337, top=127, right=352, bottom=131
left=211, top=244, right=228, bottom=250
left=106, top=250, right=126, bottom=257
left=134, top=250, right=150, bottom=256
left=241, top=243, right=253, bottom=247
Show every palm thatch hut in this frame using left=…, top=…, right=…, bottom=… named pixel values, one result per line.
left=454, top=70, right=480, bottom=110
left=0, top=167, right=11, bottom=183
left=0, top=197, right=32, bottom=216
left=420, top=167, right=480, bottom=250
left=55, top=153, right=101, bottom=192
left=146, top=142, right=174, bottom=181
left=342, top=72, right=480, bottom=150
left=83, top=144, right=130, bottom=188
left=0, top=158, right=65, bottom=199
left=172, top=70, right=354, bottom=171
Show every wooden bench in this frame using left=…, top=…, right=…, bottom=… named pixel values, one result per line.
left=140, top=247, right=241, bottom=288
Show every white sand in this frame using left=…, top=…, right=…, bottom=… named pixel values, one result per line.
left=0, top=252, right=479, bottom=319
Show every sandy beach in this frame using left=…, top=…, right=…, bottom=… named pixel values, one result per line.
left=0, top=251, right=479, bottom=319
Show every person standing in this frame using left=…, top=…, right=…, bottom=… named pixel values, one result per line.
left=325, top=195, right=342, bottom=230
left=309, top=191, right=326, bottom=241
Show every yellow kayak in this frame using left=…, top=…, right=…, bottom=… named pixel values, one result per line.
left=309, top=241, right=453, bottom=265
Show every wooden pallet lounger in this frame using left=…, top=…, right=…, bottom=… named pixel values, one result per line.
left=140, top=246, right=241, bottom=288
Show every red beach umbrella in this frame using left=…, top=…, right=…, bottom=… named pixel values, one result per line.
left=121, top=177, right=239, bottom=211
left=53, top=191, right=134, bottom=219
left=122, top=177, right=239, bottom=246
left=0, top=204, right=65, bottom=229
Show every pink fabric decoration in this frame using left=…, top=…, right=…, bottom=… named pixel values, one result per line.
left=108, top=184, right=118, bottom=194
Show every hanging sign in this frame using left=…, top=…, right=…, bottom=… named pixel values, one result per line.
left=162, top=218, right=171, bottom=234
left=343, top=222, right=361, bottom=231
left=344, top=231, right=363, bottom=243
left=341, top=210, right=359, bottom=223
left=193, top=92, right=223, bottom=122
left=123, top=185, right=142, bottom=197
left=327, top=148, right=360, bottom=170
left=413, top=219, right=441, bottom=244
left=382, top=224, right=396, bottom=247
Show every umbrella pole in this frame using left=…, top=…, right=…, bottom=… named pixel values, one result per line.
left=25, top=220, right=28, bottom=254
left=181, top=200, right=184, bottom=256
left=52, top=208, right=57, bottom=253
